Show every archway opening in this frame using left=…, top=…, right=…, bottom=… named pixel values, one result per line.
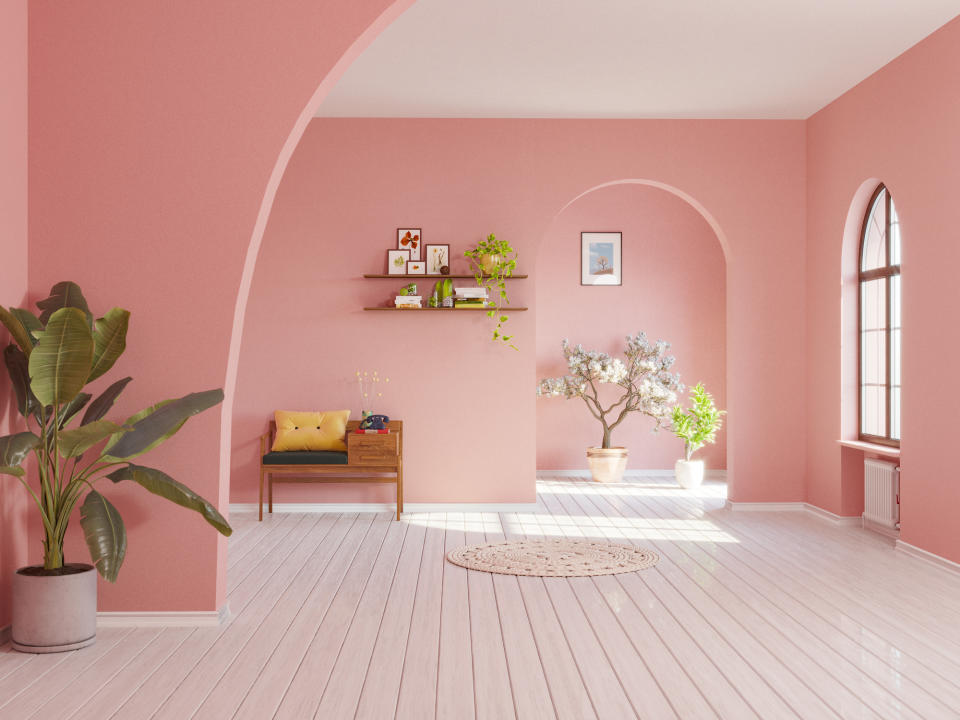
left=534, top=180, right=729, bottom=484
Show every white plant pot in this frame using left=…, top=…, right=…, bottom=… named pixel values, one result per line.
left=12, top=563, right=97, bottom=653
left=675, top=459, right=705, bottom=489
left=586, top=447, right=628, bottom=483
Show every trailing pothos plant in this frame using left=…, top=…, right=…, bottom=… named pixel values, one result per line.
left=0, top=281, right=231, bottom=581
left=464, top=233, right=518, bottom=349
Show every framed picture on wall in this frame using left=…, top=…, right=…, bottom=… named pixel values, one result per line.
left=425, top=244, right=450, bottom=275
left=398, top=228, right=422, bottom=262
left=581, top=232, right=622, bottom=286
left=387, top=249, right=411, bottom=275
left=407, top=260, right=426, bottom=275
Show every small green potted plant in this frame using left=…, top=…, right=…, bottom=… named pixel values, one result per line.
left=464, top=233, right=518, bottom=348
left=671, top=383, right=725, bottom=489
left=0, top=281, right=231, bottom=653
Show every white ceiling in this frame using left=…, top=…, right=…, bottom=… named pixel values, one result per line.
left=316, top=0, right=960, bottom=119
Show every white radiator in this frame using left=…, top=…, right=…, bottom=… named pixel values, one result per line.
left=863, top=459, right=899, bottom=528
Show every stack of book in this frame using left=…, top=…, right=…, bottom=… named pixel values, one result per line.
left=453, top=287, right=489, bottom=308
left=394, top=295, right=422, bottom=308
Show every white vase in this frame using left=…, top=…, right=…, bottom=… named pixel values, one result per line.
left=586, top=447, right=628, bottom=483
left=12, top=563, right=97, bottom=653
left=675, top=459, right=705, bottom=489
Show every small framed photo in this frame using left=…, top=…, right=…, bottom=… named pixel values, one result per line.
left=581, top=232, right=622, bottom=286
left=398, top=228, right=422, bottom=262
left=407, top=260, right=426, bottom=275
left=387, top=249, right=410, bottom=275
left=425, top=244, right=450, bottom=275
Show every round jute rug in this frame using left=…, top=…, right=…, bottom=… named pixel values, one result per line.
left=445, top=539, right=659, bottom=577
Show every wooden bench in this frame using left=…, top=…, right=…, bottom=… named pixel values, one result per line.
left=259, top=419, right=403, bottom=521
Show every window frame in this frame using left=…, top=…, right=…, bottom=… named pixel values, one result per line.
left=858, top=184, right=900, bottom=447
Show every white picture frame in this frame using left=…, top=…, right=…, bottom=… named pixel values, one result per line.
left=581, top=232, right=622, bottom=286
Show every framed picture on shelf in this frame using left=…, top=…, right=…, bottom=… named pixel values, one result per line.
left=407, top=260, right=426, bottom=275
left=387, top=249, right=411, bottom=275
left=398, top=228, right=422, bottom=262
left=426, top=244, right=450, bottom=275
left=581, top=232, right=622, bottom=286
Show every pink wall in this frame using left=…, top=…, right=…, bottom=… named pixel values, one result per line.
left=232, top=118, right=802, bottom=507
left=0, top=0, right=29, bottom=629
left=27, top=0, right=407, bottom=612
left=806, top=16, right=960, bottom=562
left=536, top=183, right=726, bottom=470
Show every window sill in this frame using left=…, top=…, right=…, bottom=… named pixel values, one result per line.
left=837, top=440, right=900, bottom=458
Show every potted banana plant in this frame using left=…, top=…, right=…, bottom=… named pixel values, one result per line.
left=671, top=383, right=725, bottom=489
left=0, top=281, right=231, bottom=653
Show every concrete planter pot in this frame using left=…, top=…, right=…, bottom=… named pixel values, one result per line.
left=586, top=447, right=629, bottom=483
left=12, top=563, right=97, bottom=653
left=675, top=459, right=705, bottom=489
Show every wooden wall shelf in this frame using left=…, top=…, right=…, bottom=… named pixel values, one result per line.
left=364, top=306, right=528, bottom=311
left=363, top=273, right=528, bottom=279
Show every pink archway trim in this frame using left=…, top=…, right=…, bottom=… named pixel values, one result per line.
left=547, top=178, right=732, bottom=264
left=219, top=1, right=416, bottom=504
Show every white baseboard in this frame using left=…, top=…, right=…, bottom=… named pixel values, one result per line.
left=537, top=469, right=728, bottom=479
left=726, top=501, right=861, bottom=526
left=230, top=502, right=538, bottom=515
left=895, top=539, right=960, bottom=576
left=97, top=603, right=230, bottom=628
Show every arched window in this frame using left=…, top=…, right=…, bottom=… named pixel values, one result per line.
left=859, top=185, right=900, bottom=446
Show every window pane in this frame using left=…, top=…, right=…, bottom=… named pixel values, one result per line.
left=861, top=189, right=887, bottom=271
left=861, top=329, right=886, bottom=385
left=861, top=385, right=886, bottom=437
left=890, top=200, right=901, bottom=266
left=891, top=386, right=901, bottom=440
left=861, top=278, right=886, bottom=331
left=891, top=328, right=901, bottom=386
left=890, top=274, right=901, bottom=329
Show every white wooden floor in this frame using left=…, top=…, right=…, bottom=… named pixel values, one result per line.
left=2, top=476, right=960, bottom=719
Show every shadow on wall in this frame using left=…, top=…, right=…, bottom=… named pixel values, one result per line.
left=535, top=182, right=727, bottom=471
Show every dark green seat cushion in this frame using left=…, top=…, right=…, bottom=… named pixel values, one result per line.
left=262, top=451, right=348, bottom=465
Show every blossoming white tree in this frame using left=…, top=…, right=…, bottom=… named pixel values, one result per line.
left=537, top=333, right=684, bottom=449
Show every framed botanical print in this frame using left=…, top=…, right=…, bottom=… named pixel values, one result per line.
left=398, top=228, right=422, bottom=262
left=407, top=261, right=426, bottom=275
left=581, top=232, right=622, bottom=286
left=426, top=244, right=450, bottom=275
left=387, top=249, right=410, bottom=275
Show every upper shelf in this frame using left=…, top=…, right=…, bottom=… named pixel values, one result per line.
left=363, top=273, right=528, bottom=279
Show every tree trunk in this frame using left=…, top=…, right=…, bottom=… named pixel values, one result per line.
left=601, top=426, right=611, bottom=449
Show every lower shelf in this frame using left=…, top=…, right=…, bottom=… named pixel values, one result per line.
left=364, top=306, right=528, bottom=311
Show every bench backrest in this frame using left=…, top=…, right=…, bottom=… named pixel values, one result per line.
left=267, top=418, right=403, bottom=445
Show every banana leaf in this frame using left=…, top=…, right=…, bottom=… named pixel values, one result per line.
left=57, top=392, right=92, bottom=429
left=37, top=281, right=92, bottom=327
left=80, top=490, right=126, bottom=582
left=3, top=344, right=38, bottom=417
left=0, top=307, right=34, bottom=356
left=58, top=420, right=125, bottom=458
left=28, top=307, right=94, bottom=407
left=82, top=376, right=133, bottom=426
left=88, top=308, right=129, bottom=383
left=10, top=309, right=42, bottom=346
left=103, top=389, right=223, bottom=460
left=0, top=431, right=40, bottom=467
left=107, top=464, right=231, bottom=536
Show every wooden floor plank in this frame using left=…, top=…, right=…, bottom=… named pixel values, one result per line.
left=392, top=522, right=445, bottom=720
left=271, top=514, right=395, bottom=719
left=436, top=515, right=477, bottom=720
left=354, top=517, right=429, bottom=720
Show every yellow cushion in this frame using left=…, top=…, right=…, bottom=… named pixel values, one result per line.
left=272, top=410, right=349, bottom=452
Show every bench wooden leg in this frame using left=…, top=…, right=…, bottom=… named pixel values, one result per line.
left=259, top=467, right=265, bottom=521
left=268, top=473, right=273, bottom=514
left=396, top=457, right=403, bottom=520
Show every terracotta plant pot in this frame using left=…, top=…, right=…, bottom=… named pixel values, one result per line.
left=12, top=563, right=97, bottom=653
left=586, top=447, right=629, bottom=483
left=479, top=253, right=502, bottom=275
left=675, top=459, right=705, bottom=489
